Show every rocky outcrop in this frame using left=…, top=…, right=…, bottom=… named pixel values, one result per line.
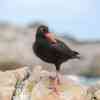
left=11, top=66, right=100, bottom=100
left=0, top=67, right=29, bottom=100
left=0, top=65, right=100, bottom=100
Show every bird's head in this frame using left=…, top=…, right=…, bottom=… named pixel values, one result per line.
left=36, top=25, right=57, bottom=43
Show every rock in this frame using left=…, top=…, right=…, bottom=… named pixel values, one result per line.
left=12, top=66, right=29, bottom=80
left=87, top=83, right=100, bottom=100
left=0, top=67, right=29, bottom=100
left=31, top=79, right=88, bottom=100
left=2, top=65, right=100, bottom=100
left=29, top=67, right=88, bottom=100
left=30, top=65, right=51, bottom=82
left=30, top=65, right=43, bottom=81
left=0, top=71, right=17, bottom=86
left=0, top=87, right=14, bottom=100
left=94, top=90, right=100, bottom=100
left=22, top=65, right=50, bottom=95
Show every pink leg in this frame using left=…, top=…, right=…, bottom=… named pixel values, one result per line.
left=48, top=72, right=62, bottom=95
left=55, top=71, right=61, bottom=85
left=49, top=71, right=61, bottom=84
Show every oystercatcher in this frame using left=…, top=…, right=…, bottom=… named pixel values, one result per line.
left=33, top=25, right=80, bottom=84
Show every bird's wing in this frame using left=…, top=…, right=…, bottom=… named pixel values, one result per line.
left=49, top=39, right=73, bottom=56
left=37, top=38, right=73, bottom=56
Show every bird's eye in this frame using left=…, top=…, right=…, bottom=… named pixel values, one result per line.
left=40, top=28, right=47, bottom=33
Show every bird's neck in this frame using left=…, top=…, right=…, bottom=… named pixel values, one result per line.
left=36, top=32, right=57, bottom=45
left=36, top=32, right=45, bottom=40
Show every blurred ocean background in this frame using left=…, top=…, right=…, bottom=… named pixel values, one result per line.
left=0, top=0, right=100, bottom=84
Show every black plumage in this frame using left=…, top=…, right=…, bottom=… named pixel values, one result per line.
left=33, top=25, right=80, bottom=72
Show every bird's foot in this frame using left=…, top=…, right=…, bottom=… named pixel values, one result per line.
left=52, top=86, right=60, bottom=95
left=49, top=76, right=56, bottom=81
left=48, top=75, right=61, bottom=95
left=48, top=82, right=60, bottom=95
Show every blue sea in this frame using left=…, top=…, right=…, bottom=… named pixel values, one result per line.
left=65, top=75, right=100, bottom=86
left=79, top=76, right=100, bottom=85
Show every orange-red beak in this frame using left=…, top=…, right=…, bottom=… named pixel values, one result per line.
left=45, top=33, right=57, bottom=43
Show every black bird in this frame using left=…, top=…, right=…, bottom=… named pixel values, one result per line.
left=33, top=25, right=80, bottom=84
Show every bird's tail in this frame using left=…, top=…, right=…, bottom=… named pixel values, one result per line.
left=72, top=51, right=81, bottom=59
